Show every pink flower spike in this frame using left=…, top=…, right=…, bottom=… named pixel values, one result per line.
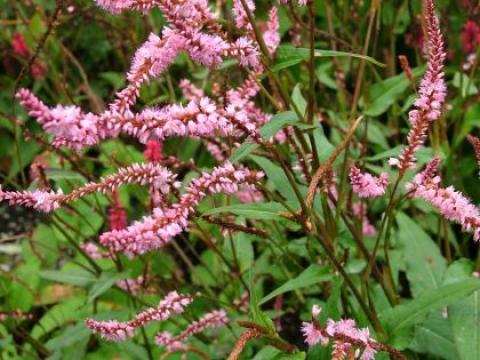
left=301, top=321, right=328, bottom=346
left=109, top=193, right=128, bottom=230
left=0, top=186, right=62, bottom=213
left=155, top=309, right=229, bottom=351
left=397, top=0, right=446, bottom=170
left=100, top=162, right=263, bottom=256
left=352, top=202, right=376, bottom=236
left=112, top=30, right=185, bottom=113
left=467, top=135, right=480, bottom=175
left=349, top=166, right=389, bottom=198
left=301, top=305, right=386, bottom=359
left=144, top=140, right=163, bottom=162
left=407, top=158, right=480, bottom=241
left=0, top=163, right=177, bottom=214
left=16, top=89, right=109, bottom=151
left=179, top=79, right=205, bottom=102
left=361, top=346, right=377, bottom=360
left=462, top=20, right=480, bottom=53
left=11, top=33, right=30, bottom=58
left=264, top=7, right=281, bottom=54
left=116, top=275, right=146, bottom=294
left=85, top=291, right=193, bottom=341
left=81, top=242, right=106, bottom=259
left=233, top=0, right=255, bottom=31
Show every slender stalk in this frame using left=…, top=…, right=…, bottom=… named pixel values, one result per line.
left=305, top=116, right=363, bottom=209
left=311, top=224, right=385, bottom=337
left=362, top=177, right=401, bottom=287
left=306, top=1, right=320, bottom=169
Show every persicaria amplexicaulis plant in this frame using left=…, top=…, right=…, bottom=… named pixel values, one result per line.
left=4, top=0, right=480, bottom=358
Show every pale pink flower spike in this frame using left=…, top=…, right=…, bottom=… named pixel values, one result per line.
left=349, top=166, right=389, bottom=198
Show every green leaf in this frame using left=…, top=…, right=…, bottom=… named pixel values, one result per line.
left=450, top=290, right=480, bottom=360
left=259, top=111, right=299, bottom=139
left=444, top=260, right=480, bottom=360
left=366, top=146, right=436, bottom=166
left=224, top=232, right=254, bottom=273
left=291, top=85, right=307, bottom=117
left=253, top=347, right=305, bottom=360
left=272, top=46, right=385, bottom=72
left=116, top=341, right=149, bottom=360
left=32, top=224, right=60, bottom=266
left=253, top=346, right=283, bottom=359
left=44, top=169, right=87, bottom=183
left=99, top=72, right=126, bottom=90
left=230, top=111, right=298, bottom=162
left=363, top=121, right=389, bottom=149
left=453, top=72, right=478, bottom=97
left=381, top=279, right=480, bottom=336
left=321, top=278, right=344, bottom=322
left=364, top=67, right=424, bottom=116
left=54, top=200, right=105, bottom=240
left=203, top=202, right=288, bottom=220
left=316, top=63, right=337, bottom=90
left=396, top=213, right=447, bottom=297
left=7, top=138, right=40, bottom=179
left=409, top=313, right=460, bottom=360
left=457, top=104, right=480, bottom=146
left=275, top=353, right=306, bottom=360
left=45, top=323, right=91, bottom=351
left=313, top=125, right=335, bottom=163
left=39, top=269, right=96, bottom=287
left=8, top=261, right=40, bottom=311
left=249, top=271, right=276, bottom=333
left=31, top=298, right=88, bottom=339
left=251, top=155, right=299, bottom=206
left=192, top=250, right=219, bottom=287
left=260, top=265, right=332, bottom=305
left=87, top=271, right=129, bottom=304
left=231, top=142, right=258, bottom=163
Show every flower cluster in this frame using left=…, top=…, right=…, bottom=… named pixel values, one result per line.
left=16, top=89, right=112, bottom=151
left=104, top=0, right=260, bottom=113
left=109, top=192, right=128, bottom=230
left=393, top=0, right=446, bottom=170
left=110, top=98, right=235, bottom=143
left=462, top=20, right=480, bottom=53
left=406, top=158, right=480, bottom=240
left=352, top=202, right=376, bottom=236
left=85, top=291, right=192, bottom=341
left=264, top=7, right=281, bottom=54
left=0, top=163, right=178, bottom=213
left=81, top=242, right=106, bottom=259
left=349, top=166, right=389, bottom=198
left=236, top=186, right=264, bottom=203
left=0, top=186, right=63, bottom=213
left=116, top=275, right=146, bottom=295
left=233, top=0, right=255, bottom=31
left=15, top=89, right=239, bottom=150
left=11, top=32, right=45, bottom=79
left=144, top=139, right=163, bottom=162
left=180, top=79, right=205, bottom=102
left=301, top=305, right=403, bottom=360
left=301, top=306, right=377, bottom=359
left=16, top=0, right=275, bottom=150
left=100, top=162, right=263, bottom=255
left=155, top=309, right=228, bottom=351
left=467, top=135, right=480, bottom=175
